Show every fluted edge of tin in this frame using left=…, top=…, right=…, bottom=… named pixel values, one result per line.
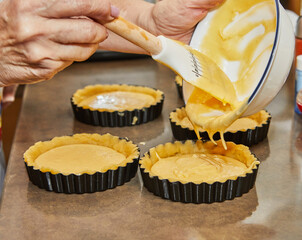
left=71, top=94, right=164, bottom=127
left=140, top=161, right=259, bottom=204
left=170, top=109, right=271, bottom=147
left=175, top=81, right=183, bottom=100
left=25, top=157, right=139, bottom=194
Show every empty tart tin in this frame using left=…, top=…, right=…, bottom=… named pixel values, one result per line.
left=169, top=107, right=271, bottom=146
left=139, top=140, right=259, bottom=204
left=174, top=75, right=183, bottom=99
left=71, top=84, right=164, bottom=127
left=24, top=133, right=140, bottom=194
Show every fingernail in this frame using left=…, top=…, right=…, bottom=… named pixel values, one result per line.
left=110, top=5, right=120, bottom=18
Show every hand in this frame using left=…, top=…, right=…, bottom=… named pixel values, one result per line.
left=150, top=0, right=224, bottom=44
left=2, top=85, right=18, bottom=109
left=0, top=0, right=119, bottom=87
left=100, top=0, right=223, bottom=54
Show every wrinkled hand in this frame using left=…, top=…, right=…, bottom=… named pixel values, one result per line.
left=150, top=0, right=224, bottom=44
left=0, top=0, right=118, bottom=87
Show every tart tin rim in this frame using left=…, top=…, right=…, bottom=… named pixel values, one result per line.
left=139, top=140, right=259, bottom=203
left=174, top=76, right=183, bottom=100
left=140, top=140, right=259, bottom=185
left=170, top=107, right=271, bottom=133
left=24, top=134, right=140, bottom=194
left=169, top=107, right=271, bottom=146
left=71, top=84, right=165, bottom=127
left=71, top=84, right=164, bottom=113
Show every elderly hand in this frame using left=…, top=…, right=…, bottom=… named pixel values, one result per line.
left=149, top=0, right=224, bottom=44
left=101, top=0, right=223, bottom=53
left=0, top=0, right=119, bottom=87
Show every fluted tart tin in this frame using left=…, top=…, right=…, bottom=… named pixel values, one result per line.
left=169, top=107, right=271, bottom=146
left=71, top=84, right=164, bottom=127
left=139, top=140, right=259, bottom=204
left=24, top=133, right=140, bottom=194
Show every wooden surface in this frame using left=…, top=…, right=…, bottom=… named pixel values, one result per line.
left=0, top=58, right=301, bottom=240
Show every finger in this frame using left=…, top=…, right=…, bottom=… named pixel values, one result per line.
left=39, top=0, right=114, bottom=21
left=46, top=18, right=108, bottom=44
left=2, top=85, right=18, bottom=104
left=0, top=59, right=72, bottom=86
left=53, top=43, right=99, bottom=62
left=183, top=0, right=224, bottom=9
left=28, top=60, right=73, bottom=81
left=24, top=40, right=99, bottom=63
left=14, top=16, right=109, bottom=44
left=110, top=6, right=120, bottom=18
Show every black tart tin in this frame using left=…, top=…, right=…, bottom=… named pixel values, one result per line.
left=140, top=165, right=258, bottom=204
left=170, top=108, right=271, bottom=146
left=175, top=81, right=183, bottom=100
left=140, top=144, right=259, bottom=204
left=25, top=159, right=139, bottom=194
left=71, top=85, right=164, bottom=127
left=25, top=139, right=140, bottom=194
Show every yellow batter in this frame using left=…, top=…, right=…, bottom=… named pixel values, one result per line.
left=78, top=91, right=155, bottom=111
left=183, top=0, right=276, bottom=149
left=34, top=144, right=126, bottom=175
left=185, top=86, right=247, bottom=146
left=175, top=75, right=183, bottom=86
left=72, top=84, right=163, bottom=112
left=226, top=118, right=258, bottom=132
left=140, top=140, right=259, bottom=185
left=201, top=0, right=276, bottom=95
left=24, top=133, right=140, bottom=176
left=151, top=153, right=248, bottom=184
left=171, top=107, right=265, bottom=132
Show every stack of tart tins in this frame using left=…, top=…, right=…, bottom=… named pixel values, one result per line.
left=139, top=140, right=259, bottom=204
left=71, top=84, right=164, bottom=127
left=169, top=107, right=271, bottom=146
left=24, top=133, right=140, bottom=194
